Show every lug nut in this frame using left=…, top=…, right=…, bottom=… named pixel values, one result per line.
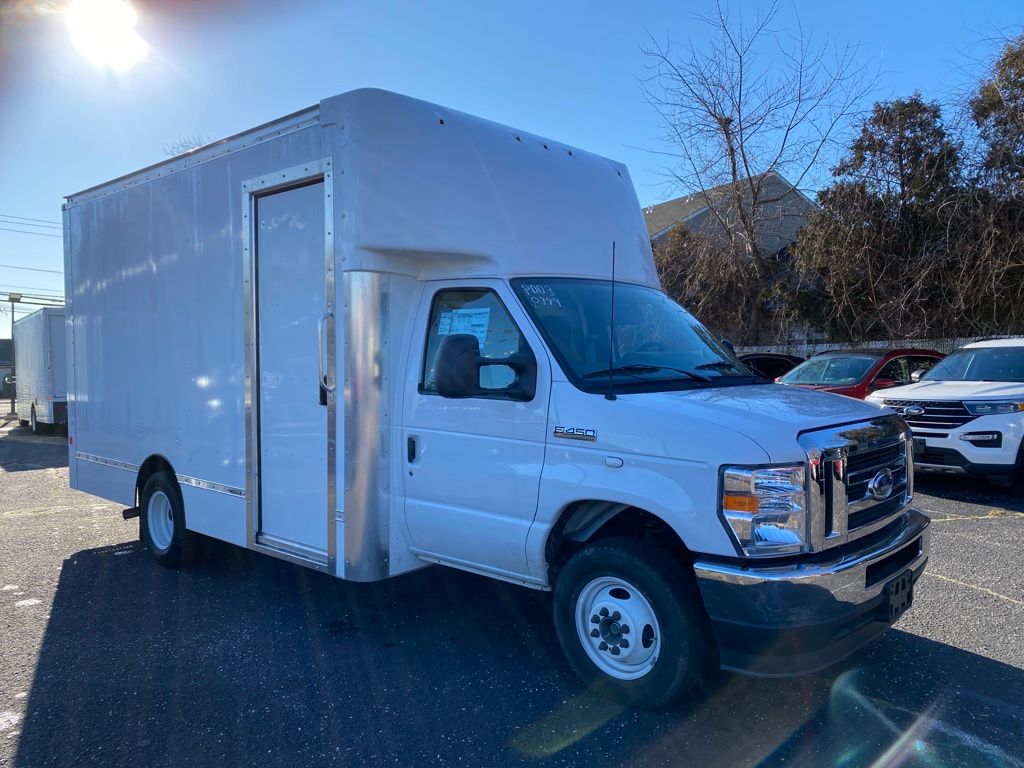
left=591, top=614, right=600, bottom=624
left=621, top=625, right=630, bottom=634
left=599, top=607, right=609, bottom=618
left=590, top=628, right=599, bottom=638
left=610, top=646, right=621, bottom=656
left=620, top=639, right=629, bottom=649
left=611, top=611, right=621, bottom=621
left=599, top=641, right=608, bottom=651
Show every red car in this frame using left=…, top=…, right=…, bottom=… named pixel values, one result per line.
left=777, top=348, right=944, bottom=399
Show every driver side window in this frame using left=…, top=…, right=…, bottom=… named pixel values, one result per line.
left=420, top=288, right=528, bottom=396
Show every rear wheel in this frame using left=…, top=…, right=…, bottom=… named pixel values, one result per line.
left=140, top=471, right=188, bottom=567
left=553, top=537, right=714, bottom=708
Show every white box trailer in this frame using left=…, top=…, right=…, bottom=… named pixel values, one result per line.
left=13, top=306, right=67, bottom=433
left=64, top=89, right=929, bottom=707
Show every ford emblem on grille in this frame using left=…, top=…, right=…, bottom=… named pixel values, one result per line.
left=867, top=468, right=895, bottom=500
left=901, top=405, right=925, bottom=417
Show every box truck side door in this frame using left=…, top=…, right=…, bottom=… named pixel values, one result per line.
left=252, top=180, right=331, bottom=555
left=402, top=281, right=550, bottom=577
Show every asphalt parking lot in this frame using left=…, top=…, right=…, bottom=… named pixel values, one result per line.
left=1, top=422, right=1022, bottom=767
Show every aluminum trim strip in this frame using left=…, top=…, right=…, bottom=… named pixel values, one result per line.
left=176, top=475, right=245, bottom=498
left=342, top=271, right=390, bottom=582
left=75, top=452, right=139, bottom=473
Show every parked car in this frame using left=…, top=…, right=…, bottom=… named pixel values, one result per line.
left=778, top=348, right=943, bottom=399
left=738, top=352, right=804, bottom=379
left=867, top=338, right=1024, bottom=489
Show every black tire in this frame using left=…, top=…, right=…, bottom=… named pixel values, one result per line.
left=553, top=537, right=715, bottom=709
left=18, top=420, right=29, bottom=428
left=139, top=471, right=188, bottom=567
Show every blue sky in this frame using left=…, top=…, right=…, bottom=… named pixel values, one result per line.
left=0, top=0, right=1020, bottom=337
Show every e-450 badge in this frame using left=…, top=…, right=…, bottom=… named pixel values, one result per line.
left=553, top=426, right=597, bottom=442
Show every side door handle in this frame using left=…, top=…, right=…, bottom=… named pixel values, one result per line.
left=316, top=309, right=334, bottom=405
left=407, top=436, right=417, bottom=463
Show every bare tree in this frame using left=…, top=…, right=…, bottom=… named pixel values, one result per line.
left=643, top=1, right=874, bottom=343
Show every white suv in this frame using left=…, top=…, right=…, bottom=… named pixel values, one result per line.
left=867, top=338, right=1024, bottom=488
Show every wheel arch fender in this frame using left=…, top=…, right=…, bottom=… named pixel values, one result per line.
left=542, top=499, right=695, bottom=585
left=135, top=454, right=180, bottom=508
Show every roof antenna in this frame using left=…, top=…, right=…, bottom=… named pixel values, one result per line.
left=605, top=241, right=617, bottom=401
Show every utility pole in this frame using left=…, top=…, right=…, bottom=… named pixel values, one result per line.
left=7, top=293, right=20, bottom=417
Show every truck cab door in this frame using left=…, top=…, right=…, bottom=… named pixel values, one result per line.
left=401, top=280, right=550, bottom=578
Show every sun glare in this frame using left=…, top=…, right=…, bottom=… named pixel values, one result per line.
left=65, top=0, right=148, bottom=73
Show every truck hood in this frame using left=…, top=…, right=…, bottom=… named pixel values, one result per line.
left=868, top=380, right=1024, bottom=401
left=637, top=383, right=886, bottom=460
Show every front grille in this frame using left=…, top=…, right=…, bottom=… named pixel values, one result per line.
left=884, top=399, right=977, bottom=431
left=844, top=441, right=909, bottom=532
left=848, top=494, right=904, bottom=530
left=800, top=416, right=912, bottom=553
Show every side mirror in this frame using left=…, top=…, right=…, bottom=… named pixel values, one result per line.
left=720, top=338, right=736, bottom=355
left=871, top=377, right=897, bottom=391
left=910, top=369, right=925, bottom=383
left=434, top=334, right=536, bottom=401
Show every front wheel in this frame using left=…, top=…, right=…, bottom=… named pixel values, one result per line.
left=553, top=538, right=715, bottom=708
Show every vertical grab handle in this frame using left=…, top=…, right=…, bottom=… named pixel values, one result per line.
left=317, top=309, right=335, bottom=393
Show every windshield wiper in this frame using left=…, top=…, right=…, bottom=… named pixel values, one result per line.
left=583, top=364, right=712, bottom=382
left=694, top=360, right=769, bottom=380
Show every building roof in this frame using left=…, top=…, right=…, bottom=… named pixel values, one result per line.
left=643, top=171, right=817, bottom=251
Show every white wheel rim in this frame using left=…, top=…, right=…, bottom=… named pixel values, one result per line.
left=575, top=576, right=662, bottom=680
left=147, top=490, right=175, bottom=552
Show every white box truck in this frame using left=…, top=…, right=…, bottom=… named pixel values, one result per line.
left=13, top=306, right=67, bottom=433
left=63, top=89, right=929, bottom=707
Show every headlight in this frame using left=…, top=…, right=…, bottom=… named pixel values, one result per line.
left=721, top=464, right=807, bottom=557
left=964, top=401, right=1024, bottom=415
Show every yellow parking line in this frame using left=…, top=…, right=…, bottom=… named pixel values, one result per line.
left=925, top=572, right=1024, bottom=607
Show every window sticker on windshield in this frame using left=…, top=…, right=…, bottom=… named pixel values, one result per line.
left=520, top=283, right=563, bottom=308
left=438, top=308, right=490, bottom=347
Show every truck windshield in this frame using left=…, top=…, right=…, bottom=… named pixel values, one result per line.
left=923, top=346, right=1024, bottom=382
left=511, top=278, right=761, bottom=393
left=780, top=354, right=878, bottom=385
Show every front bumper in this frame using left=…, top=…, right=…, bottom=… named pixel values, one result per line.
left=693, top=508, right=930, bottom=676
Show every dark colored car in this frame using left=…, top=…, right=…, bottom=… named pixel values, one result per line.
left=738, top=352, right=804, bottom=380
left=778, top=348, right=944, bottom=399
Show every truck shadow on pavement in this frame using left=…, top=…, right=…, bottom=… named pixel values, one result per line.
left=15, top=538, right=1024, bottom=768
left=0, top=427, right=68, bottom=472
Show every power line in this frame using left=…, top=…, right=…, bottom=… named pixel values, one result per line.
left=0, top=218, right=61, bottom=231
left=0, top=291, right=64, bottom=301
left=0, top=213, right=61, bottom=226
left=0, top=283, right=64, bottom=294
left=0, top=226, right=62, bottom=239
left=2, top=291, right=64, bottom=301
left=0, top=263, right=63, bottom=274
